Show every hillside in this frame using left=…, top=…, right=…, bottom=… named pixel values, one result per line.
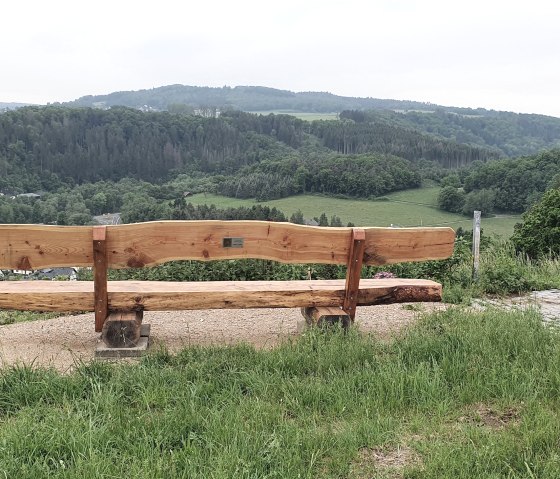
left=0, top=102, right=33, bottom=112
left=341, top=109, right=560, bottom=157
left=1, top=105, right=558, bottom=226
left=0, top=106, right=496, bottom=195
left=68, top=85, right=437, bottom=113
left=64, top=84, right=560, bottom=158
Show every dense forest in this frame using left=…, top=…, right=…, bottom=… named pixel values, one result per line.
left=340, top=109, right=560, bottom=157
left=0, top=106, right=492, bottom=195
left=64, top=84, right=560, bottom=158
left=437, top=149, right=560, bottom=215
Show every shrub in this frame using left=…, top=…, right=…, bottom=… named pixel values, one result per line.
left=462, top=188, right=496, bottom=216
left=512, top=188, right=560, bottom=259
left=437, top=186, right=465, bottom=213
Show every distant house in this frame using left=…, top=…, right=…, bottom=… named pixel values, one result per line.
left=0, top=190, right=18, bottom=199
left=16, top=192, right=42, bottom=199
left=183, top=191, right=193, bottom=197
left=12, top=269, right=31, bottom=276
left=8, top=267, right=78, bottom=280
left=32, top=268, right=78, bottom=281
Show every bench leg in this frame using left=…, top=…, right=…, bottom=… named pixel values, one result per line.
left=102, top=310, right=143, bottom=348
left=301, top=307, right=350, bottom=329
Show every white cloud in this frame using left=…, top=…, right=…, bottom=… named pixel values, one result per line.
left=1, top=0, right=559, bottom=115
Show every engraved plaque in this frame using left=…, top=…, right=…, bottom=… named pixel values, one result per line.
left=222, top=237, right=244, bottom=248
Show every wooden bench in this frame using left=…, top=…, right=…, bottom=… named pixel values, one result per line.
left=0, top=221, right=455, bottom=347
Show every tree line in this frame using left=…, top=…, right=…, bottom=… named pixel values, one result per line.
left=0, top=176, right=351, bottom=227
left=68, top=84, right=444, bottom=113
left=0, top=106, right=497, bottom=200
left=437, top=149, right=560, bottom=215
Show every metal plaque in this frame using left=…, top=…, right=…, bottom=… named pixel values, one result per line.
left=222, top=237, right=244, bottom=248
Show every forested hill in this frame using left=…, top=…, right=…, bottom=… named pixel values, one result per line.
left=0, top=106, right=496, bottom=195
left=68, top=85, right=436, bottom=113
left=0, top=102, right=33, bottom=112
left=340, top=109, right=560, bottom=157
left=64, top=85, right=560, bottom=158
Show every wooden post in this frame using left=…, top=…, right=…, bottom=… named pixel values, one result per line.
left=343, top=228, right=366, bottom=321
left=302, top=306, right=351, bottom=328
left=93, top=225, right=108, bottom=332
left=102, top=310, right=143, bottom=348
left=472, top=210, right=481, bottom=281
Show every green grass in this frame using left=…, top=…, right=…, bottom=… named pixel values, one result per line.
left=2, top=307, right=560, bottom=477
left=187, top=188, right=522, bottom=237
left=248, top=111, right=339, bottom=121
left=0, top=310, right=62, bottom=326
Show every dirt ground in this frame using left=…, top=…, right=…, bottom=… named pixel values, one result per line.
left=0, top=303, right=447, bottom=372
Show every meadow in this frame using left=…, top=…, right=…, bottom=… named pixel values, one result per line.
left=187, top=187, right=522, bottom=238
left=248, top=110, right=339, bottom=121
left=2, top=307, right=560, bottom=478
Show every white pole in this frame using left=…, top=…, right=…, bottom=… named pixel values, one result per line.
left=472, top=210, right=481, bottom=281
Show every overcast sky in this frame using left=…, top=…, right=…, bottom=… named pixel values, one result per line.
left=2, top=0, right=559, bottom=116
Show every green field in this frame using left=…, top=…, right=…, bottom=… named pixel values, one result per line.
left=187, top=188, right=521, bottom=237
left=248, top=111, right=339, bottom=121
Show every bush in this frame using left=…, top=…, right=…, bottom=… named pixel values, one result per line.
left=462, top=188, right=496, bottom=216
left=437, top=186, right=465, bottom=213
left=478, top=243, right=532, bottom=295
left=512, top=188, right=560, bottom=259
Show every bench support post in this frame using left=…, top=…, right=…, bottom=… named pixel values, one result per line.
left=102, top=310, right=144, bottom=348
left=93, top=226, right=108, bottom=333
left=343, top=228, right=366, bottom=321
left=302, top=306, right=350, bottom=328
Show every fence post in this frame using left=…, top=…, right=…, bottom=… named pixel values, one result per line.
left=472, top=211, right=481, bottom=281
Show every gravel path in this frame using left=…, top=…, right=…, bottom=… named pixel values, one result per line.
left=0, top=303, right=447, bottom=372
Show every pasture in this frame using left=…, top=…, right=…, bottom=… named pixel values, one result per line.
left=248, top=110, right=339, bottom=121
left=187, top=188, right=522, bottom=237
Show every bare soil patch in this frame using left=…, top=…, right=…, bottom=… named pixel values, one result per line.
left=458, top=403, right=521, bottom=430
left=0, top=302, right=446, bottom=372
left=350, top=444, right=421, bottom=478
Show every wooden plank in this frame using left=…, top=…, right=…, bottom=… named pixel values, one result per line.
left=0, top=225, right=93, bottom=269
left=363, top=226, right=455, bottom=265
left=104, top=221, right=455, bottom=268
left=343, top=228, right=366, bottom=320
left=93, top=225, right=108, bottom=333
left=0, top=222, right=455, bottom=269
left=102, top=310, right=143, bottom=348
left=0, top=281, right=94, bottom=311
left=0, top=278, right=442, bottom=311
left=104, top=221, right=352, bottom=267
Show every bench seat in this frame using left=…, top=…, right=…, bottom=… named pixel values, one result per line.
left=0, top=278, right=442, bottom=312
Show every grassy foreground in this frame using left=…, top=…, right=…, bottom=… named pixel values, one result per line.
left=2, top=308, right=560, bottom=478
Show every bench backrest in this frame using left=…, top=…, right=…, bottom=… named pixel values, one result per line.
left=0, top=221, right=455, bottom=270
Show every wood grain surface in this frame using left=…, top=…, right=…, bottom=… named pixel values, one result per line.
left=0, top=221, right=455, bottom=269
left=0, top=278, right=442, bottom=311
left=0, top=225, right=93, bottom=269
